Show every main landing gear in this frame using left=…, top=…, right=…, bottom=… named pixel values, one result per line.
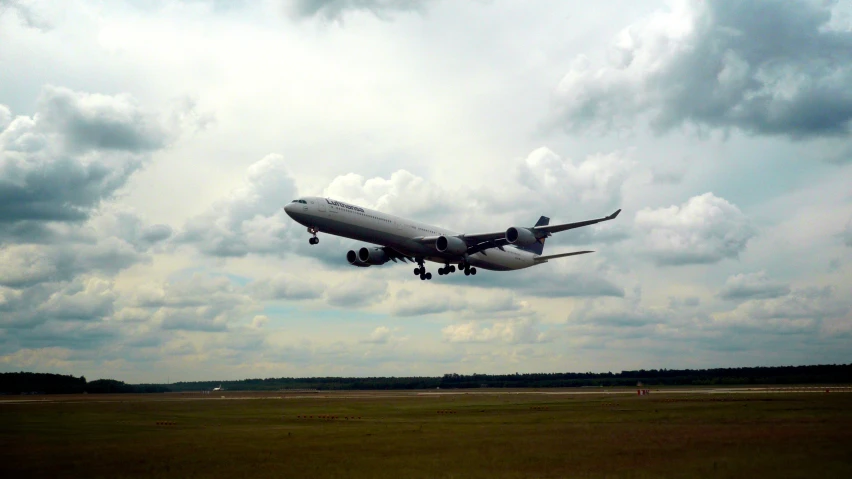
left=413, top=260, right=432, bottom=281
left=460, top=261, right=477, bottom=276
left=413, top=260, right=476, bottom=281
left=438, top=264, right=456, bottom=276
left=307, top=227, right=319, bottom=245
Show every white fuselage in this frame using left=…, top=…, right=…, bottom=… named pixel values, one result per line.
left=284, top=197, right=538, bottom=271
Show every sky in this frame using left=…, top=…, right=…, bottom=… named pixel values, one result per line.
left=1, top=0, right=850, bottom=383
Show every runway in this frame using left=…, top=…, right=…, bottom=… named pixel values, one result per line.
left=2, top=385, right=850, bottom=404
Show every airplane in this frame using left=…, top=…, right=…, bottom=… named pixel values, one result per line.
left=213, top=384, right=223, bottom=391
left=283, top=197, right=620, bottom=280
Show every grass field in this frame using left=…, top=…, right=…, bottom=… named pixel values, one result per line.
left=2, top=388, right=851, bottom=478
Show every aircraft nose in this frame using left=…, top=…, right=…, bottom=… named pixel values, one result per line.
left=283, top=203, right=295, bottom=216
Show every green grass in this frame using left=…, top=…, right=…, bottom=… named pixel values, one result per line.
left=2, top=390, right=851, bottom=478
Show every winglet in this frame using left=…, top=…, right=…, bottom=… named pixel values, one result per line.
left=608, top=209, right=621, bottom=220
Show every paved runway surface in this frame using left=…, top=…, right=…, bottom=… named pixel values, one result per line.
left=2, top=386, right=850, bottom=404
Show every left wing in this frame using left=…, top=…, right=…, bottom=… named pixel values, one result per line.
left=533, top=250, right=594, bottom=263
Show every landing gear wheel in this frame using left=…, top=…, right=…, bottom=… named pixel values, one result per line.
left=426, top=272, right=432, bottom=280
left=438, top=269, right=445, bottom=275
left=464, top=269, right=470, bottom=276
left=307, top=227, right=319, bottom=245
left=449, top=266, right=456, bottom=273
left=420, top=274, right=426, bottom=280
left=414, top=268, right=421, bottom=275
left=470, top=268, right=477, bottom=275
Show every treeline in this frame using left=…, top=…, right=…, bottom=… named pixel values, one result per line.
left=5, top=365, right=852, bottom=394
left=168, top=364, right=852, bottom=392
left=0, top=373, right=170, bottom=395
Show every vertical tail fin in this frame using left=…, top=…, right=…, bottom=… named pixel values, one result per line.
left=517, top=216, right=549, bottom=255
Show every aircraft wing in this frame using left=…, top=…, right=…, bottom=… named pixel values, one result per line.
left=460, top=209, right=622, bottom=248
left=533, top=209, right=621, bottom=234
left=533, top=250, right=594, bottom=263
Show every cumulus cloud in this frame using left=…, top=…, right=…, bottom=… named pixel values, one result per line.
left=324, top=147, right=632, bottom=236
left=713, top=286, right=850, bottom=334
left=568, top=296, right=672, bottom=329
left=284, top=0, right=434, bottom=21
left=514, top=147, right=632, bottom=211
left=0, top=240, right=146, bottom=289
left=718, top=272, right=791, bottom=301
left=635, top=193, right=755, bottom=265
left=390, top=288, right=527, bottom=317
left=442, top=318, right=549, bottom=344
left=36, top=86, right=171, bottom=153
left=553, top=0, right=852, bottom=140
left=0, top=87, right=178, bottom=233
left=361, top=326, right=392, bottom=344
left=176, top=154, right=302, bottom=257
left=325, top=277, right=388, bottom=307
left=843, top=217, right=852, bottom=247
left=248, top=273, right=324, bottom=300
left=324, top=169, right=457, bottom=221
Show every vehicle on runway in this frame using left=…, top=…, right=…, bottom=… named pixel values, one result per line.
left=284, top=197, right=620, bottom=280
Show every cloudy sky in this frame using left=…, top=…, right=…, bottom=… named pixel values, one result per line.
left=1, top=0, right=850, bottom=382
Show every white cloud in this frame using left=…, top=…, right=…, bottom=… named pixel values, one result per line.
left=713, top=286, right=850, bottom=334
left=361, top=326, right=392, bottom=344
left=442, top=318, right=549, bottom=345
left=325, top=277, right=388, bottom=308
left=284, top=0, right=435, bottom=21
left=635, top=193, right=755, bottom=265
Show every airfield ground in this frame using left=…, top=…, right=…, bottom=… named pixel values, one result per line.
left=2, top=387, right=851, bottom=478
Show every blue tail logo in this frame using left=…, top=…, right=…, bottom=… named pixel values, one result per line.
left=516, top=216, right=549, bottom=255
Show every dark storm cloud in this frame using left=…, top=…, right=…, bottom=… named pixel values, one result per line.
left=285, top=0, right=434, bottom=20
left=37, top=86, right=170, bottom=152
left=718, top=272, right=791, bottom=301
left=0, top=87, right=174, bottom=231
left=555, top=0, right=852, bottom=140
left=13, top=320, right=120, bottom=350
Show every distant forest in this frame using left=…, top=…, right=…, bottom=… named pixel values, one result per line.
left=0, top=373, right=169, bottom=395
left=3, top=364, right=852, bottom=394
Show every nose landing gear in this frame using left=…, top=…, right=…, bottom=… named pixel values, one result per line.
left=307, top=227, right=319, bottom=245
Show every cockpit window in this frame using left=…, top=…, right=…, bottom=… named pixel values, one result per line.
left=291, top=199, right=308, bottom=204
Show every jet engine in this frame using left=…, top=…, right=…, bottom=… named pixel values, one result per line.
left=347, top=250, right=370, bottom=267
left=505, top=226, right=538, bottom=246
left=435, top=235, right=467, bottom=255
left=358, top=247, right=390, bottom=265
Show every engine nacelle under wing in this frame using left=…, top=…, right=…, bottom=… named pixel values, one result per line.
left=347, top=250, right=370, bottom=267
left=435, top=235, right=467, bottom=255
left=358, top=247, right=390, bottom=265
left=505, top=226, right=538, bottom=246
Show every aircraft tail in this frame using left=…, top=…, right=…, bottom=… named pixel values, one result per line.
left=516, top=216, right=549, bottom=255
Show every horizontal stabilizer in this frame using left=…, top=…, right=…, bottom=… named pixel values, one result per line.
left=534, top=250, right=594, bottom=263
